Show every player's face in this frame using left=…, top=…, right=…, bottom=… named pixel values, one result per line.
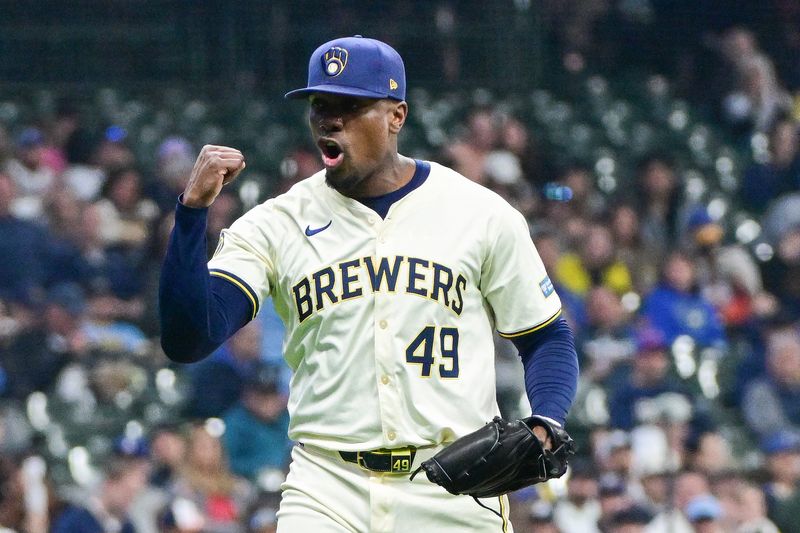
left=308, top=93, right=404, bottom=196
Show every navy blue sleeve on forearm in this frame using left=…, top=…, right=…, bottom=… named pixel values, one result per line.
left=159, top=201, right=252, bottom=363
left=511, top=316, right=579, bottom=425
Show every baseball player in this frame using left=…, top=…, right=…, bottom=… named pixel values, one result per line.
left=160, top=36, right=579, bottom=532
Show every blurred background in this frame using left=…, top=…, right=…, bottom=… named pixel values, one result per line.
left=1, top=1, right=800, bottom=532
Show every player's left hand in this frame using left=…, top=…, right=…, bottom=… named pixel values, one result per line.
left=411, top=415, right=574, bottom=499
left=532, top=425, right=553, bottom=450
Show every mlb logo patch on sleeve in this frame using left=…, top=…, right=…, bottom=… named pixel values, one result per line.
left=539, top=276, right=555, bottom=297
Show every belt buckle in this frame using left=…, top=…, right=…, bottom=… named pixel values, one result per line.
left=356, top=448, right=415, bottom=473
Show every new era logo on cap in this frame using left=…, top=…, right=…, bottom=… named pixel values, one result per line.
left=286, top=35, right=406, bottom=101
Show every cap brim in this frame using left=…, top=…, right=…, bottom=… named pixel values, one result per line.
left=285, top=84, right=396, bottom=100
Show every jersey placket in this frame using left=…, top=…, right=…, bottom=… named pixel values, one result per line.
left=371, top=212, right=403, bottom=447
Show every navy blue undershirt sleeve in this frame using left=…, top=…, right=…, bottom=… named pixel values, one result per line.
left=159, top=200, right=252, bottom=363
left=510, top=316, right=578, bottom=425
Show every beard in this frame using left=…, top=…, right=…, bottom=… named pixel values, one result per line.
left=325, top=166, right=366, bottom=196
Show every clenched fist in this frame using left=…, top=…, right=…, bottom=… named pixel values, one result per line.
left=182, top=145, right=246, bottom=208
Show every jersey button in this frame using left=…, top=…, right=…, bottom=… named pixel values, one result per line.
left=379, top=319, right=388, bottom=329
left=378, top=236, right=386, bottom=244
left=368, top=216, right=376, bottom=224
left=381, top=375, right=390, bottom=385
left=387, top=431, right=396, bottom=441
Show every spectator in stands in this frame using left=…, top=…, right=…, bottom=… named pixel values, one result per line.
left=641, top=250, right=726, bottom=348
left=740, top=116, right=800, bottom=214
left=685, top=431, right=734, bottom=476
left=715, top=28, right=761, bottom=95
left=634, top=154, right=684, bottom=254
left=157, top=498, right=205, bottom=533
left=708, top=28, right=787, bottom=139
left=93, top=126, right=136, bottom=172
left=526, top=500, right=559, bottom=533
left=646, top=470, right=709, bottom=533
left=742, top=333, right=800, bottom=436
left=94, top=166, right=159, bottom=250
left=593, top=430, right=634, bottom=481
left=596, top=474, right=631, bottom=531
left=46, top=199, right=146, bottom=309
left=684, top=494, right=724, bottom=533
left=555, top=224, right=633, bottom=297
left=137, top=211, right=176, bottom=337
left=685, top=207, right=774, bottom=329
left=722, top=55, right=792, bottom=135
left=730, top=312, right=797, bottom=410
left=2, top=128, right=55, bottom=220
left=552, top=458, right=601, bottom=533
left=0, top=456, right=25, bottom=532
left=442, top=108, right=497, bottom=184
left=185, top=320, right=264, bottom=419
left=127, top=426, right=189, bottom=533
left=222, top=363, right=291, bottom=481
left=0, top=172, right=49, bottom=301
left=716, top=477, right=779, bottom=533
left=0, top=289, right=70, bottom=400
left=638, top=467, right=670, bottom=517
left=172, top=423, right=253, bottom=533
left=50, top=455, right=149, bottom=533
left=574, top=286, right=636, bottom=384
left=498, top=116, right=553, bottom=187
left=483, top=148, right=538, bottom=219
left=83, top=285, right=149, bottom=355
left=604, top=505, right=652, bottom=533
left=61, top=128, right=105, bottom=202
left=607, top=328, right=692, bottom=431
left=557, top=165, right=605, bottom=220
left=761, top=224, right=800, bottom=320
left=762, top=431, right=800, bottom=531
left=0, top=455, right=56, bottom=533
left=149, top=136, right=195, bottom=211
left=42, top=190, right=90, bottom=287
left=149, top=424, right=186, bottom=490
left=246, top=504, right=278, bottom=533
left=609, top=202, right=659, bottom=293
left=273, top=146, right=324, bottom=196
left=41, top=98, right=81, bottom=176
left=42, top=282, right=90, bottom=360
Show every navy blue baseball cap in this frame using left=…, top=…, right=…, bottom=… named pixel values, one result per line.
left=285, top=35, right=406, bottom=101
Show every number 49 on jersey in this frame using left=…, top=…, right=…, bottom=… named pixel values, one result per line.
left=406, top=326, right=459, bottom=378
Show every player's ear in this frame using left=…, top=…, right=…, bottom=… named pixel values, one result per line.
left=388, top=101, right=408, bottom=134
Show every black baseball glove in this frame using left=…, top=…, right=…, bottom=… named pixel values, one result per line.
left=410, top=415, right=574, bottom=500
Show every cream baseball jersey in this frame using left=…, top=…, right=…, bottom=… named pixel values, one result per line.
left=207, top=161, right=561, bottom=451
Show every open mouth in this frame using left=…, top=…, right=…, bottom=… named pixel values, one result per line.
left=318, top=139, right=344, bottom=168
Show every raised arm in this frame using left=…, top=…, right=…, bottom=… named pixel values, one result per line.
left=159, top=146, right=251, bottom=363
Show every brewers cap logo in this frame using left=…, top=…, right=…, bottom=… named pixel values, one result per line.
left=323, top=46, right=348, bottom=77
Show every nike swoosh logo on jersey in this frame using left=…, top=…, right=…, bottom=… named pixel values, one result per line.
left=305, top=220, right=332, bottom=236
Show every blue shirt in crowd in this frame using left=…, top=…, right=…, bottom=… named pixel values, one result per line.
left=222, top=403, right=291, bottom=480
left=642, top=284, right=725, bottom=348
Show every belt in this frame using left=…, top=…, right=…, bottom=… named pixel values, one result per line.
left=340, top=448, right=417, bottom=473
left=301, top=443, right=441, bottom=474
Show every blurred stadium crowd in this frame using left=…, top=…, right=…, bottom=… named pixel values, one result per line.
left=2, top=2, right=800, bottom=533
